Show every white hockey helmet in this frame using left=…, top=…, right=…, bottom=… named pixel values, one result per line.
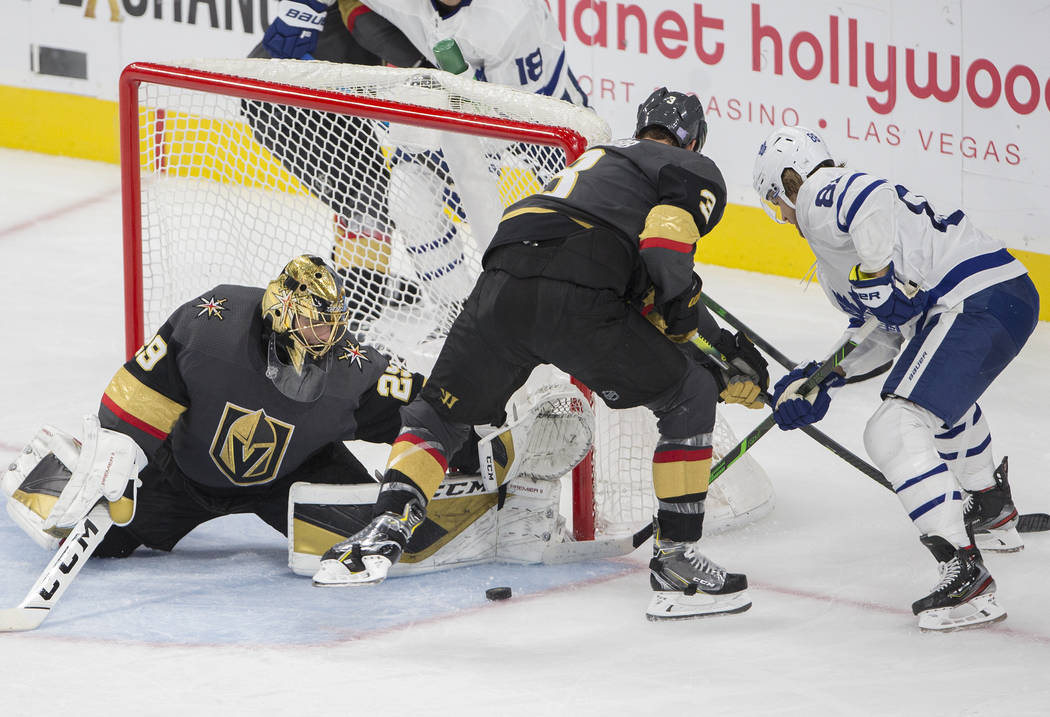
left=752, top=126, right=833, bottom=222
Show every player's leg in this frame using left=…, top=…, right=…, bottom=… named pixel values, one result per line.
left=867, top=276, right=1037, bottom=630
left=546, top=288, right=750, bottom=619
left=313, top=270, right=536, bottom=586
left=935, top=404, right=1021, bottom=552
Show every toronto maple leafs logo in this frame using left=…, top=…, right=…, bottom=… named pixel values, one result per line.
left=833, top=290, right=866, bottom=322
left=338, top=341, right=370, bottom=369
left=195, top=296, right=227, bottom=320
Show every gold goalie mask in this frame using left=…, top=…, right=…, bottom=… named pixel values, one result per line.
left=261, top=255, right=350, bottom=401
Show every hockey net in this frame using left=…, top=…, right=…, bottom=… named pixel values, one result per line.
left=119, top=59, right=772, bottom=542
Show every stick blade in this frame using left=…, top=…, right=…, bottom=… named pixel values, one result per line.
left=1018, top=513, right=1050, bottom=533
left=542, top=535, right=637, bottom=564
left=0, top=607, right=49, bottom=633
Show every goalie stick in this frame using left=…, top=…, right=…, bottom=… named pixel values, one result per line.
left=699, top=294, right=1050, bottom=534
left=0, top=503, right=113, bottom=632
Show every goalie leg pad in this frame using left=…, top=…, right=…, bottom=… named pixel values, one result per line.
left=495, top=476, right=567, bottom=564
left=288, top=478, right=499, bottom=577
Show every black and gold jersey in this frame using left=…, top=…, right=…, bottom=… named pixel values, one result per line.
left=98, top=285, right=419, bottom=492
left=490, top=138, right=727, bottom=306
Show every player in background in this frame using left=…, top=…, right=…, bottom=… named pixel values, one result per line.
left=252, top=0, right=592, bottom=330
left=2, top=256, right=478, bottom=559
left=313, top=88, right=771, bottom=622
left=353, top=0, right=589, bottom=106
left=753, top=127, right=1039, bottom=631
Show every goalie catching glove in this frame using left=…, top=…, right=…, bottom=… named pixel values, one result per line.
left=770, top=362, right=846, bottom=430
left=2, top=415, right=146, bottom=549
left=709, top=329, right=769, bottom=409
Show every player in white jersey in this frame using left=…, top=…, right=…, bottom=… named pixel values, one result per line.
left=358, top=0, right=588, bottom=105
left=752, top=126, right=1040, bottom=632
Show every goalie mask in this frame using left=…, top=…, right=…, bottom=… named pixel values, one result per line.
left=261, top=255, right=350, bottom=401
left=753, top=126, right=834, bottom=222
left=635, top=87, right=707, bottom=152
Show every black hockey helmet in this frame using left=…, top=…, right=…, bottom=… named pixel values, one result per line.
left=634, top=87, right=707, bottom=152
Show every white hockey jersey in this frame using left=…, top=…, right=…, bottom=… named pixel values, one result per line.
left=359, top=0, right=588, bottom=105
left=795, top=166, right=1027, bottom=329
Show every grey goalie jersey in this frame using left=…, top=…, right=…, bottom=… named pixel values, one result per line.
left=98, top=285, right=418, bottom=492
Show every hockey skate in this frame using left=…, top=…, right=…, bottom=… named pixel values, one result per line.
left=911, top=535, right=1006, bottom=632
left=646, top=535, right=751, bottom=621
left=312, top=502, right=424, bottom=587
left=965, top=457, right=1022, bottom=553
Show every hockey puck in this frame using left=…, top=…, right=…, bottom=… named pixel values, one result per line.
left=485, top=586, right=512, bottom=601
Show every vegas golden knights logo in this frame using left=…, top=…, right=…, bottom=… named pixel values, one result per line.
left=209, top=403, right=295, bottom=486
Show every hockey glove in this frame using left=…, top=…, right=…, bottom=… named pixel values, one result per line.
left=770, top=362, right=846, bottom=430
left=658, top=274, right=703, bottom=343
left=712, top=330, right=769, bottom=409
left=42, top=415, right=146, bottom=530
left=262, top=0, right=330, bottom=59
left=848, top=262, right=927, bottom=326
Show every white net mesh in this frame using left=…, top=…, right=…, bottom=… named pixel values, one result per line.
left=126, top=60, right=770, bottom=540
left=589, top=404, right=773, bottom=538
left=134, top=59, right=608, bottom=371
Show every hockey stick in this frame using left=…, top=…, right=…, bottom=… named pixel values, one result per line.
left=689, top=330, right=892, bottom=490
left=0, top=503, right=113, bottom=632
left=700, top=293, right=892, bottom=383
left=706, top=316, right=881, bottom=484
left=700, top=293, right=1050, bottom=533
left=630, top=318, right=883, bottom=546
left=542, top=525, right=653, bottom=564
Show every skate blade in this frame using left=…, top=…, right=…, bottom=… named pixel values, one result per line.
left=975, top=527, right=1024, bottom=553
left=645, top=589, right=752, bottom=621
left=312, top=556, right=391, bottom=587
left=917, top=594, right=1007, bottom=632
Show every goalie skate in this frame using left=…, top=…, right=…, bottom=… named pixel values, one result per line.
left=312, top=504, right=423, bottom=587
left=646, top=536, right=751, bottom=621
left=912, top=535, right=1006, bottom=632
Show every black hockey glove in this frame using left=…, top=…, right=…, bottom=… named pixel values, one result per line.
left=711, top=330, right=770, bottom=409
left=659, top=274, right=703, bottom=343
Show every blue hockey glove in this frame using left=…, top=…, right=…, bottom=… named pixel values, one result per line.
left=770, top=362, right=846, bottom=430
left=262, top=0, right=330, bottom=59
left=848, top=262, right=927, bottom=326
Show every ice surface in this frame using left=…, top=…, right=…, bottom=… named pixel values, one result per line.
left=1, top=149, right=1048, bottom=716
